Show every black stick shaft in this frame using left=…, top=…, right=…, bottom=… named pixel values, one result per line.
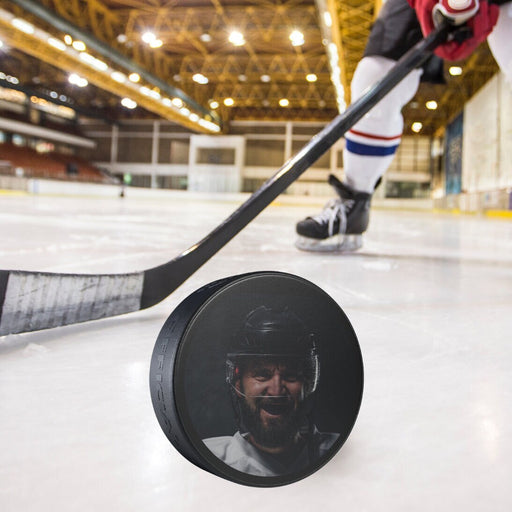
left=141, top=23, right=450, bottom=307
left=0, top=26, right=449, bottom=336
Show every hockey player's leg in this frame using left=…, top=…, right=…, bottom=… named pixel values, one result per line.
left=295, top=57, right=421, bottom=252
left=343, top=56, right=422, bottom=193
left=295, top=0, right=427, bottom=253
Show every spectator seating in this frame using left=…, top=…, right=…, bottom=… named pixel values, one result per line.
left=0, top=143, right=110, bottom=183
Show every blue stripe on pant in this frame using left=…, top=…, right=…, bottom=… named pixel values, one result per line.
left=346, top=139, right=399, bottom=156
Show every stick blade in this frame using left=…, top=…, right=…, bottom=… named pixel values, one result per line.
left=0, top=270, right=144, bottom=336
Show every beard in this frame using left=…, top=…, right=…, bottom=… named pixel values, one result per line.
left=239, top=396, right=305, bottom=449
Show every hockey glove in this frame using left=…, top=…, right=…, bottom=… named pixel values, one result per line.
left=408, top=0, right=499, bottom=61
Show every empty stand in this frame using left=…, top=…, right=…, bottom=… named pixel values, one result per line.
left=0, top=143, right=109, bottom=183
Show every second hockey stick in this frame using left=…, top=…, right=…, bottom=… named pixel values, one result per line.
left=0, top=23, right=450, bottom=337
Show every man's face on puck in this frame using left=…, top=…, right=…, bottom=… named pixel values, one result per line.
left=236, top=358, right=306, bottom=450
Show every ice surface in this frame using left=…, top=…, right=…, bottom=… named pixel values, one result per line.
left=0, top=191, right=511, bottom=511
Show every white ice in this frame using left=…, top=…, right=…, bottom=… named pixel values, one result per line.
left=0, top=190, right=511, bottom=511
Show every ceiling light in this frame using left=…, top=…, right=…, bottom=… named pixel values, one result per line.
left=289, top=30, right=304, bottom=47
left=228, top=30, right=245, bottom=46
left=209, top=100, right=219, bottom=109
left=199, top=119, right=221, bottom=132
left=111, top=71, right=126, bottom=83
left=12, top=18, right=35, bottom=34
left=64, top=35, right=72, bottom=45
left=426, top=100, right=438, bottom=110
left=72, top=40, right=86, bottom=51
left=149, top=89, right=161, bottom=100
left=59, top=95, right=67, bottom=102
left=121, top=98, right=137, bottom=109
left=50, top=91, right=58, bottom=99
left=279, top=98, right=290, bottom=107
left=190, top=113, right=199, bottom=122
left=149, top=39, right=163, bottom=48
left=0, top=40, right=3, bottom=49
left=162, top=98, right=172, bottom=106
left=172, top=97, right=184, bottom=108
left=193, top=73, right=208, bottom=84
left=449, top=66, right=463, bottom=76
left=200, top=33, right=212, bottom=43
left=224, top=97, right=234, bottom=107
left=323, top=12, right=332, bottom=27
left=80, top=52, right=108, bottom=71
left=411, top=122, right=423, bottom=133
left=328, top=42, right=337, bottom=61
left=117, top=34, right=127, bottom=44
left=238, top=74, right=247, bottom=82
left=260, top=74, right=271, bottom=83
left=306, top=73, right=317, bottom=82
left=47, top=37, right=65, bottom=51
left=68, top=73, right=88, bottom=87
left=180, top=107, right=191, bottom=116
left=142, top=31, right=157, bottom=44
left=129, top=73, right=140, bottom=82
left=326, top=42, right=345, bottom=112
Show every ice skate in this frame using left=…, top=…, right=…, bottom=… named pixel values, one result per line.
left=295, top=175, right=372, bottom=252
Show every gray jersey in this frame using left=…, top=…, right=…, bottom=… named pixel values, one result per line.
left=203, top=429, right=339, bottom=477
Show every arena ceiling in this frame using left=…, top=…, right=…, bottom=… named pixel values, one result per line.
left=0, top=0, right=499, bottom=135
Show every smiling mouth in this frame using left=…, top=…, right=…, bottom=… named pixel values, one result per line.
left=260, top=401, right=291, bottom=416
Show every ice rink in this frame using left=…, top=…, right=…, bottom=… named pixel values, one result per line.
left=1, top=189, right=511, bottom=511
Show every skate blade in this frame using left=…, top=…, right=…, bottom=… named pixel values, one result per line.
left=295, top=234, right=363, bottom=253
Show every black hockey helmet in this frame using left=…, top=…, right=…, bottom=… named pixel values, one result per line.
left=226, top=306, right=320, bottom=397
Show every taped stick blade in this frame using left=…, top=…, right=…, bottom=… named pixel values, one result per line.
left=0, top=270, right=144, bottom=335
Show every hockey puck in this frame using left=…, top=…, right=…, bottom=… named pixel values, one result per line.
left=149, top=271, right=363, bottom=487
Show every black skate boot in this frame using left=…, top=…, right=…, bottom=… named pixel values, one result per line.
left=295, top=174, right=372, bottom=252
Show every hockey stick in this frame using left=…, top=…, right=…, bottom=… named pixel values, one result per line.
left=0, top=23, right=450, bottom=336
